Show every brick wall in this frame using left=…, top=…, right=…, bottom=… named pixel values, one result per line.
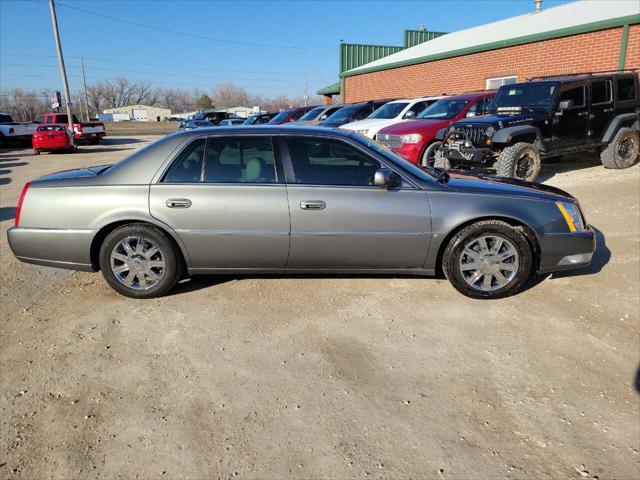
left=343, top=26, right=640, bottom=102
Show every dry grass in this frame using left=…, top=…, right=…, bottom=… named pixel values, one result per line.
left=104, top=121, right=179, bottom=136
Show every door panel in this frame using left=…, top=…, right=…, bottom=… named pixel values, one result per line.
left=286, top=186, right=430, bottom=269
left=589, top=79, right=614, bottom=142
left=150, top=184, right=290, bottom=269
left=553, top=83, right=589, bottom=148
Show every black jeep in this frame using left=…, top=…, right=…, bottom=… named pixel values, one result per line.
left=435, top=71, right=640, bottom=182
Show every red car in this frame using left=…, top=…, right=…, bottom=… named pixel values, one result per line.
left=34, top=113, right=106, bottom=145
left=32, top=125, right=76, bottom=154
left=376, top=91, right=495, bottom=166
left=267, top=106, right=317, bottom=125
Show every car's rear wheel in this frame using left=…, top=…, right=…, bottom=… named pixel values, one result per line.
left=99, top=223, right=183, bottom=299
left=421, top=141, right=442, bottom=167
left=600, top=128, right=639, bottom=169
left=496, top=142, right=542, bottom=182
left=442, top=220, right=533, bottom=299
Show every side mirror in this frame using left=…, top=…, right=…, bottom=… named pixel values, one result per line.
left=373, top=168, right=401, bottom=188
left=558, top=99, right=575, bottom=110
left=404, top=110, right=416, bottom=119
left=319, top=114, right=327, bottom=121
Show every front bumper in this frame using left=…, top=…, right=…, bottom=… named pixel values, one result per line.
left=389, top=143, right=424, bottom=164
left=442, top=142, right=491, bottom=164
left=7, top=227, right=95, bottom=271
left=538, top=226, right=596, bottom=274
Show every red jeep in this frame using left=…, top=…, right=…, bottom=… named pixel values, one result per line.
left=376, top=91, right=495, bottom=166
left=34, top=113, right=106, bottom=145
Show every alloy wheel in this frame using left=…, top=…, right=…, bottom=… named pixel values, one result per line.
left=110, top=236, right=166, bottom=290
left=515, top=154, right=534, bottom=180
left=458, top=235, right=519, bottom=292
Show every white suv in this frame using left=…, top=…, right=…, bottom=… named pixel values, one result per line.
left=340, top=96, right=446, bottom=139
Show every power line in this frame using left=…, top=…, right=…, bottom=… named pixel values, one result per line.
left=0, top=54, right=337, bottom=79
left=55, top=1, right=331, bottom=51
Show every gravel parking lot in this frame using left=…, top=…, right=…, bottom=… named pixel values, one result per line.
left=0, top=137, right=638, bottom=479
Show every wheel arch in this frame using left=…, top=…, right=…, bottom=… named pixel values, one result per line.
left=601, top=113, right=640, bottom=143
left=433, top=215, right=541, bottom=276
left=493, top=126, right=545, bottom=151
left=90, top=219, right=190, bottom=271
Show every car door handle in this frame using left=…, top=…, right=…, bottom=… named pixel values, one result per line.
left=166, top=198, right=192, bottom=208
left=300, top=200, right=326, bottom=210
left=603, top=108, right=614, bottom=112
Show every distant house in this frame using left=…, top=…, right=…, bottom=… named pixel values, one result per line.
left=99, top=104, right=172, bottom=122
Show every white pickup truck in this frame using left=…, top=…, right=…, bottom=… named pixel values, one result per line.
left=0, top=113, right=38, bottom=147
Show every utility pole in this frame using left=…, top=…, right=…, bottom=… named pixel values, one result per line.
left=80, top=57, right=90, bottom=121
left=303, top=72, right=308, bottom=107
left=48, top=0, right=74, bottom=133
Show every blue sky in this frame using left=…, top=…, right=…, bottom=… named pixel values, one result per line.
left=1, top=0, right=575, bottom=97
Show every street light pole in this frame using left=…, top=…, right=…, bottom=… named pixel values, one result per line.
left=48, top=0, right=74, bottom=133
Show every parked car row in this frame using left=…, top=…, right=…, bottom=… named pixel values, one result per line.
left=0, top=112, right=106, bottom=154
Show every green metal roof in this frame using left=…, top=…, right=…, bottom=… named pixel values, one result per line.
left=317, top=81, right=340, bottom=96
left=404, top=29, right=447, bottom=48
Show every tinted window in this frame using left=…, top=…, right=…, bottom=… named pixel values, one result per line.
left=616, top=77, right=636, bottom=101
left=559, top=85, right=585, bottom=107
left=287, top=137, right=381, bottom=186
left=407, top=100, right=431, bottom=116
left=369, top=102, right=409, bottom=119
left=291, top=109, right=306, bottom=121
left=204, top=137, right=277, bottom=183
left=298, top=107, right=325, bottom=121
left=352, top=105, right=373, bottom=121
left=591, top=80, right=612, bottom=104
left=324, top=105, right=359, bottom=123
left=164, top=138, right=206, bottom=183
left=269, top=110, right=292, bottom=123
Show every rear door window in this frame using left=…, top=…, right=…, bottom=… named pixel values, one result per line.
left=204, top=137, right=277, bottom=183
left=591, top=80, right=612, bottom=105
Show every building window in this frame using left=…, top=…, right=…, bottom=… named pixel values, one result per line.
left=486, top=76, right=517, bottom=90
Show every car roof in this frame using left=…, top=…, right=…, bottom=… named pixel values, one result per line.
left=174, top=124, right=358, bottom=138
left=525, top=72, right=638, bottom=83
left=436, top=91, right=494, bottom=101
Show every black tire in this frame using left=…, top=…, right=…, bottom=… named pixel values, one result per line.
left=433, top=149, right=452, bottom=170
left=495, top=142, right=542, bottom=182
left=421, top=141, right=442, bottom=167
left=99, top=223, right=184, bottom=299
left=600, top=128, right=639, bottom=169
left=32, top=148, right=40, bottom=155
left=442, top=220, right=533, bottom=299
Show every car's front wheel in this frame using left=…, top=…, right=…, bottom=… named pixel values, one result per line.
left=421, top=141, right=442, bottom=167
left=442, top=220, right=533, bottom=299
left=98, top=223, right=183, bottom=299
left=495, top=142, right=542, bottom=182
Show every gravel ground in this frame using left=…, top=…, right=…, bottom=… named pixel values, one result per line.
left=0, top=137, right=638, bottom=479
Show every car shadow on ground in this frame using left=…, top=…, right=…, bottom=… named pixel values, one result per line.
left=537, top=152, right=606, bottom=183
left=0, top=207, right=17, bottom=221
left=100, top=138, right=146, bottom=146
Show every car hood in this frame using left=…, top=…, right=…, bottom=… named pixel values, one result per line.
left=378, top=118, right=450, bottom=135
left=33, top=165, right=110, bottom=183
left=341, top=118, right=399, bottom=131
left=452, top=112, right=546, bottom=128
left=444, top=170, right=575, bottom=202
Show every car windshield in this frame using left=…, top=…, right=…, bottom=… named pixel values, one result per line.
left=298, top=107, right=325, bottom=121
left=350, top=132, right=438, bottom=181
left=269, top=110, right=292, bottom=123
left=418, top=99, right=470, bottom=119
left=368, top=102, right=409, bottom=119
left=492, top=83, right=557, bottom=109
left=37, top=125, right=66, bottom=132
left=243, top=115, right=258, bottom=125
left=0, top=114, right=13, bottom=123
left=324, top=105, right=361, bottom=123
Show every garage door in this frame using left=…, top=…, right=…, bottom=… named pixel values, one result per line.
left=132, top=109, right=148, bottom=121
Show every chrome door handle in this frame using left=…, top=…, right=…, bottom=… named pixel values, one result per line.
left=166, top=198, right=192, bottom=208
left=300, top=200, right=326, bottom=210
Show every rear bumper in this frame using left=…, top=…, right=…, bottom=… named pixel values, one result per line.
left=74, top=132, right=105, bottom=141
left=7, top=227, right=95, bottom=271
left=538, top=226, right=596, bottom=274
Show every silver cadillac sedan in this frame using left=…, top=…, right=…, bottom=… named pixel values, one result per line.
left=8, top=126, right=595, bottom=299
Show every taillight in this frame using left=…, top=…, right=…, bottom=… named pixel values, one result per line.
left=14, top=182, right=31, bottom=228
left=9, top=127, right=14, bottom=134
left=75, top=124, right=83, bottom=133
